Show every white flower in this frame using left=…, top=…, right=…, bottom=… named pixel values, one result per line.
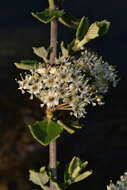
left=49, top=67, right=57, bottom=74
left=36, top=68, right=47, bottom=74
left=28, top=82, right=42, bottom=95
left=43, top=90, right=60, bottom=108
left=43, top=75, right=58, bottom=88
left=17, top=48, right=118, bottom=118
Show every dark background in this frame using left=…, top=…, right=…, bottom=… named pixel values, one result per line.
left=0, top=0, right=127, bottom=190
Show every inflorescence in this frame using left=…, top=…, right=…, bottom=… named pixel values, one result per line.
left=17, top=48, right=118, bottom=118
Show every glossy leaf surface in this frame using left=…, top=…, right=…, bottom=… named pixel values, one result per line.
left=32, top=9, right=65, bottom=24
left=76, top=17, right=89, bottom=41
left=28, top=120, right=63, bottom=146
left=59, top=13, right=80, bottom=29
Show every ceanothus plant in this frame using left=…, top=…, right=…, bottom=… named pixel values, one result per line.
left=14, top=0, right=119, bottom=190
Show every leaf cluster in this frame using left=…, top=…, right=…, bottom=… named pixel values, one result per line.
left=31, top=7, right=110, bottom=54
left=29, top=157, right=92, bottom=190
left=29, top=119, right=82, bottom=146
left=14, top=7, right=110, bottom=70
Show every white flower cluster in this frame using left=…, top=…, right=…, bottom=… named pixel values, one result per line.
left=17, top=49, right=118, bottom=118
left=77, top=50, right=118, bottom=94
left=107, top=172, right=127, bottom=190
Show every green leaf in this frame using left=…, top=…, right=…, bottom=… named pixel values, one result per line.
left=76, top=17, right=90, bottom=41
left=32, top=9, right=65, bottom=24
left=67, top=39, right=76, bottom=54
left=57, top=120, right=75, bottom=134
left=14, top=60, right=40, bottom=70
left=68, top=120, right=82, bottom=129
left=29, top=167, right=49, bottom=190
left=64, top=164, right=70, bottom=184
left=81, top=161, right=89, bottom=169
left=77, top=19, right=110, bottom=48
left=64, top=157, right=92, bottom=185
left=77, top=22, right=99, bottom=48
left=97, top=20, right=110, bottom=37
left=28, top=120, right=63, bottom=146
left=32, top=46, right=49, bottom=63
left=74, top=170, right=92, bottom=182
left=60, top=42, right=69, bottom=57
left=59, top=13, right=80, bottom=29
left=68, top=157, right=82, bottom=177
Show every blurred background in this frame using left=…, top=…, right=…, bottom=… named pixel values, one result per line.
left=0, top=0, right=127, bottom=190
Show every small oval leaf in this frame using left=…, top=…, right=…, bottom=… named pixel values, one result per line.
left=77, top=22, right=99, bottom=48
left=32, top=9, right=65, bottom=24
left=14, top=59, right=40, bottom=70
left=28, top=120, right=63, bottom=146
left=64, top=157, right=92, bottom=185
left=57, top=120, right=75, bottom=134
left=59, top=13, right=80, bottom=29
left=68, top=157, right=80, bottom=175
left=77, top=19, right=110, bottom=48
left=33, top=46, right=49, bottom=62
left=60, top=42, right=69, bottom=57
left=74, top=170, right=92, bottom=182
left=29, top=167, right=49, bottom=190
left=76, top=16, right=90, bottom=41
left=97, top=20, right=110, bottom=37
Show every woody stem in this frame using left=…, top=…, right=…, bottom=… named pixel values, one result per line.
left=48, top=0, right=58, bottom=189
